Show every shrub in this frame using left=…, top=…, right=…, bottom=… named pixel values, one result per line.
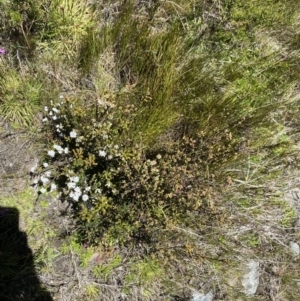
left=33, top=93, right=214, bottom=245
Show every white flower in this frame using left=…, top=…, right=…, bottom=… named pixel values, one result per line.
left=40, top=188, right=46, bottom=194
left=72, top=194, right=80, bottom=201
left=41, top=176, right=49, bottom=184
left=44, top=106, right=48, bottom=112
left=70, top=130, right=77, bottom=138
left=74, top=186, right=82, bottom=194
left=69, top=189, right=81, bottom=201
left=82, top=194, right=89, bottom=201
left=56, top=128, right=60, bottom=133
left=50, top=183, right=57, bottom=191
left=30, top=167, right=36, bottom=173
left=70, top=176, right=79, bottom=183
left=67, top=182, right=76, bottom=189
left=45, top=170, right=51, bottom=177
left=99, top=150, right=106, bottom=157
left=64, top=147, right=69, bottom=154
left=42, top=117, right=48, bottom=122
left=52, top=108, right=59, bottom=113
left=114, top=145, right=119, bottom=149
left=54, top=145, right=64, bottom=154
left=102, top=134, right=108, bottom=140
left=84, top=186, right=91, bottom=191
left=59, top=95, right=64, bottom=99
left=49, top=111, right=53, bottom=116
left=156, top=154, right=162, bottom=160
left=53, top=115, right=57, bottom=120
left=48, top=150, right=55, bottom=157
left=108, top=155, right=113, bottom=160
left=43, top=162, right=49, bottom=168
left=69, top=191, right=79, bottom=201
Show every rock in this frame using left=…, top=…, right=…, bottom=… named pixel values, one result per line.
left=191, top=291, right=213, bottom=301
left=289, top=241, right=300, bottom=257
left=242, top=260, right=259, bottom=297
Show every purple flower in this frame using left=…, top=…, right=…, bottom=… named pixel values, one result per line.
left=0, top=48, right=6, bottom=55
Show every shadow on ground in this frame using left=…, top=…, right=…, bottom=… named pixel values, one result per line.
left=0, top=206, right=53, bottom=301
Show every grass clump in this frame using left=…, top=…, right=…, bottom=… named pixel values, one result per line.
left=0, top=62, right=41, bottom=127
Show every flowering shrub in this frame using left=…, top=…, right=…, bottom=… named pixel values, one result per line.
left=33, top=94, right=209, bottom=244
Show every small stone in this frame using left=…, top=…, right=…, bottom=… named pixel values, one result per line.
left=289, top=241, right=300, bottom=257
left=191, top=292, right=213, bottom=301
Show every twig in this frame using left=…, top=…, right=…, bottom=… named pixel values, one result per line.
left=70, top=246, right=82, bottom=289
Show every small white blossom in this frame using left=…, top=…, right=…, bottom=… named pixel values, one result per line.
left=108, top=155, right=113, bottom=160
left=84, top=186, right=91, bottom=191
left=114, top=145, right=119, bottom=149
left=50, top=183, right=57, bottom=191
left=72, top=194, right=80, bottom=201
left=49, top=111, right=53, bottom=116
left=102, top=134, right=108, bottom=140
left=69, top=189, right=81, bottom=201
left=30, top=167, right=36, bottom=173
left=70, top=176, right=79, bottom=183
left=57, top=147, right=63, bottom=153
left=99, top=150, right=106, bottom=157
left=48, top=150, right=55, bottom=157
left=44, top=106, right=48, bottom=112
left=53, top=115, right=57, bottom=120
left=52, top=108, right=59, bottom=113
left=43, top=162, right=49, bottom=168
left=41, top=176, right=49, bottom=184
left=74, top=186, right=82, bottom=194
left=70, top=130, right=77, bottom=138
left=45, top=171, right=51, bottom=177
left=42, top=117, right=48, bottom=122
left=64, top=147, right=69, bottom=154
left=82, top=194, right=89, bottom=201
left=59, top=95, right=64, bottom=99
left=40, top=188, right=46, bottom=194
left=54, top=145, right=64, bottom=154
left=156, top=154, right=162, bottom=160
left=67, top=182, right=76, bottom=189
left=69, top=191, right=79, bottom=201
